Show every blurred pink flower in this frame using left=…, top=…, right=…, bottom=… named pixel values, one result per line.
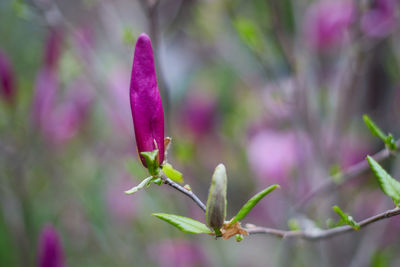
left=32, top=29, right=93, bottom=145
left=106, top=67, right=132, bottom=137
left=180, top=91, right=217, bottom=139
left=0, top=49, right=16, bottom=104
left=33, top=72, right=92, bottom=144
left=339, top=136, right=370, bottom=169
left=44, top=28, right=64, bottom=71
left=37, top=224, right=65, bottom=267
left=304, top=0, right=354, bottom=50
left=361, top=0, right=398, bottom=38
left=32, top=69, right=58, bottom=127
left=150, top=239, right=209, bottom=267
left=247, top=130, right=297, bottom=185
left=105, top=175, right=138, bottom=223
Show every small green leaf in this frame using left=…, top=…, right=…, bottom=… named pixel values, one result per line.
left=363, top=115, right=397, bottom=150
left=235, top=234, right=244, bottom=242
left=367, top=156, right=400, bottom=206
left=122, top=27, right=135, bottom=46
left=233, top=17, right=264, bottom=53
left=287, top=219, right=300, bottom=231
left=363, top=114, right=387, bottom=141
left=230, top=184, right=279, bottom=226
left=141, top=149, right=160, bottom=177
left=385, top=134, right=397, bottom=150
left=125, top=176, right=153, bottom=194
left=332, top=205, right=360, bottom=230
left=162, top=163, right=183, bottom=183
left=152, top=213, right=212, bottom=234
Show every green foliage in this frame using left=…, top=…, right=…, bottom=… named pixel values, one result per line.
left=363, top=114, right=397, bottom=150
left=332, top=205, right=360, bottom=230
left=230, top=184, right=279, bottom=226
left=205, top=164, right=227, bottom=230
left=233, top=17, right=264, bottom=53
left=141, top=149, right=160, bottom=177
left=122, top=27, right=135, bottom=46
left=367, top=156, right=400, bottom=206
left=124, top=176, right=153, bottom=195
left=162, top=163, right=183, bottom=183
left=152, top=213, right=212, bottom=234
left=288, top=218, right=300, bottom=231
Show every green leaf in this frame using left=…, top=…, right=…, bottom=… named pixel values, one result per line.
left=233, top=17, right=264, bottom=53
left=152, top=213, right=212, bottom=234
left=367, top=156, right=400, bottom=206
left=125, top=176, right=153, bottom=195
left=141, top=150, right=160, bottom=177
left=332, top=205, right=360, bottom=230
left=363, top=114, right=387, bottom=141
left=229, top=184, right=279, bottom=226
left=385, top=134, right=397, bottom=150
left=162, top=163, right=183, bottom=183
left=122, top=27, right=135, bottom=46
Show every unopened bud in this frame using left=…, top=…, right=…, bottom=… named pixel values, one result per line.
left=205, top=164, right=227, bottom=230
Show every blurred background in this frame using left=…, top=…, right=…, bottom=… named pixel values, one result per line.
left=0, top=0, right=400, bottom=266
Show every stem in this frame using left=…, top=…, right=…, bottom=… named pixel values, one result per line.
left=246, top=207, right=400, bottom=241
left=294, top=139, right=399, bottom=211
left=160, top=167, right=400, bottom=241
left=160, top=173, right=206, bottom=212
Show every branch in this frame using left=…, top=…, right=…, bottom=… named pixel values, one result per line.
left=246, top=207, right=400, bottom=241
left=160, top=169, right=400, bottom=241
left=160, top=173, right=206, bottom=212
left=294, top=140, right=399, bottom=211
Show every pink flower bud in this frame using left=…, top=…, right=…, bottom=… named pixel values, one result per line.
left=130, top=33, right=165, bottom=166
left=304, top=0, right=354, bottom=51
left=361, top=0, right=397, bottom=38
left=0, top=50, right=16, bottom=104
left=44, top=28, right=64, bottom=70
left=37, top=224, right=65, bottom=267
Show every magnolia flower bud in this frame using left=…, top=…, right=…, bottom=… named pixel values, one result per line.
left=37, top=224, right=65, bottom=267
left=130, top=33, right=165, bottom=167
left=205, top=164, right=227, bottom=230
left=0, top=50, right=16, bottom=104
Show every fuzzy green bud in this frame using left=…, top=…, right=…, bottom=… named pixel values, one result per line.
left=205, top=164, right=227, bottom=231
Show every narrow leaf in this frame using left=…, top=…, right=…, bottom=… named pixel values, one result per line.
left=141, top=149, right=160, bottom=176
left=125, top=176, right=153, bottom=194
left=230, top=184, right=279, bottom=226
left=363, top=114, right=387, bottom=142
left=332, top=205, right=360, bottom=230
left=385, top=134, right=397, bottom=150
left=162, top=163, right=183, bottom=183
left=152, top=213, right=212, bottom=234
left=367, top=156, right=400, bottom=206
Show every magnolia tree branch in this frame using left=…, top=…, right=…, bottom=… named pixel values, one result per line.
left=294, top=139, right=400, bottom=211
left=245, top=207, right=400, bottom=241
left=159, top=152, right=400, bottom=241
left=160, top=173, right=206, bottom=212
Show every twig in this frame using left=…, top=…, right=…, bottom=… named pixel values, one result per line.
left=246, top=207, right=400, bottom=241
left=160, top=166, right=400, bottom=241
left=294, top=140, right=399, bottom=211
left=160, top=173, right=206, bottom=212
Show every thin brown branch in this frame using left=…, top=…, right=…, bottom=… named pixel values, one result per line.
left=160, top=173, right=206, bottom=212
left=161, top=167, right=400, bottom=241
left=246, top=207, right=400, bottom=241
left=294, top=140, right=399, bottom=211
